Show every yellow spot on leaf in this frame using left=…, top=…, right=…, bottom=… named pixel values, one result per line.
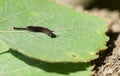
left=89, top=52, right=95, bottom=55
left=97, top=31, right=102, bottom=34
left=30, top=11, right=40, bottom=17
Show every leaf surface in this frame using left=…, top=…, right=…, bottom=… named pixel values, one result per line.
left=0, top=39, right=9, bottom=53
left=0, top=0, right=108, bottom=62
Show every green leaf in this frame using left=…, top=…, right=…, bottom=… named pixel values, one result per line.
left=0, top=50, right=93, bottom=76
left=0, top=39, right=9, bottom=53
left=0, top=0, right=108, bottom=62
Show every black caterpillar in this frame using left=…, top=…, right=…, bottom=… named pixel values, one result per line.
left=13, top=26, right=56, bottom=38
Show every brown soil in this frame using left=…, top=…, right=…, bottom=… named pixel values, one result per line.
left=56, top=0, right=120, bottom=76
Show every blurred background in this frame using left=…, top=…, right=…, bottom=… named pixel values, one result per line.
left=55, top=0, right=120, bottom=10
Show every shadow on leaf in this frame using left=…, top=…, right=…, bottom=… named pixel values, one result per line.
left=3, top=49, right=91, bottom=74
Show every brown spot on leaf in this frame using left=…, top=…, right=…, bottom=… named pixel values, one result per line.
left=72, top=54, right=77, bottom=57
